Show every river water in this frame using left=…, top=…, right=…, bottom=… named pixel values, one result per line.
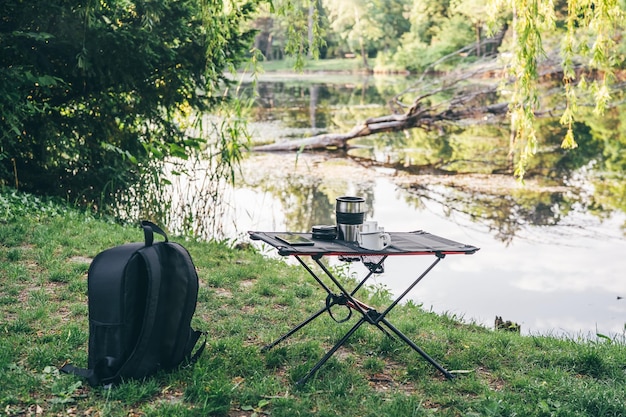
left=174, top=75, right=626, bottom=339
left=221, top=152, right=626, bottom=339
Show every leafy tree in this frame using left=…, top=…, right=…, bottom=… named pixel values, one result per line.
left=0, top=0, right=261, bottom=207
left=451, top=0, right=491, bottom=56
left=261, top=0, right=325, bottom=65
left=490, top=0, right=626, bottom=178
left=322, top=0, right=411, bottom=67
left=393, top=0, right=476, bottom=71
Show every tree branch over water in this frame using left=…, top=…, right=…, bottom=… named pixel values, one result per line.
left=253, top=79, right=509, bottom=152
left=251, top=56, right=614, bottom=153
left=252, top=54, right=517, bottom=152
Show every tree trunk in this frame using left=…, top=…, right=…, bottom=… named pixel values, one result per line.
left=266, top=33, right=273, bottom=61
left=309, top=84, right=319, bottom=129
left=475, top=24, right=482, bottom=57
left=308, top=4, right=314, bottom=58
left=354, top=6, right=369, bottom=69
left=253, top=100, right=510, bottom=152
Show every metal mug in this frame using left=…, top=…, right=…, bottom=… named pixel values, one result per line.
left=335, top=196, right=365, bottom=242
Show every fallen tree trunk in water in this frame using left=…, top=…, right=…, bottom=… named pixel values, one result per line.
left=252, top=51, right=582, bottom=153
left=252, top=101, right=510, bottom=152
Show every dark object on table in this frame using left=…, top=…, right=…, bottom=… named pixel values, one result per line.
left=312, top=225, right=337, bottom=240
left=275, top=233, right=315, bottom=246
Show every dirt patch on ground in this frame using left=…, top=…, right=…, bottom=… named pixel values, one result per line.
left=214, top=288, right=233, bottom=298
left=69, top=256, right=92, bottom=264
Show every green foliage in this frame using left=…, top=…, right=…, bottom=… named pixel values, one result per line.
left=489, top=0, right=626, bottom=178
left=0, top=0, right=261, bottom=209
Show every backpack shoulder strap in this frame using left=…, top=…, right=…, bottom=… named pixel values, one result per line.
left=100, top=245, right=163, bottom=385
left=60, top=356, right=118, bottom=387
left=62, top=225, right=165, bottom=386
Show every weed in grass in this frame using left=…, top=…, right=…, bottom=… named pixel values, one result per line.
left=0, top=224, right=28, bottom=247
left=577, top=386, right=626, bottom=416
left=48, top=268, right=76, bottom=283
left=362, top=356, right=385, bottom=374
left=184, top=370, right=232, bottom=415
left=294, top=283, right=314, bottom=299
left=28, top=288, right=49, bottom=305
left=378, top=394, right=436, bottom=417
left=264, top=346, right=289, bottom=369
left=143, top=402, right=202, bottom=417
left=106, top=378, right=161, bottom=404
left=6, top=247, right=23, bottom=261
left=573, top=347, right=607, bottom=378
left=255, top=281, right=278, bottom=297
left=49, top=377, right=84, bottom=406
left=6, top=317, right=33, bottom=334
left=63, top=324, right=89, bottom=349
left=2, top=262, right=30, bottom=282
left=288, top=362, right=317, bottom=386
left=378, top=330, right=402, bottom=355
left=28, top=344, right=65, bottom=370
left=240, top=398, right=271, bottom=416
left=65, top=279, right=87, bottom=298
left=207, top=339, right=265, bottom=378
left=0, top=294, right=17, bottom=306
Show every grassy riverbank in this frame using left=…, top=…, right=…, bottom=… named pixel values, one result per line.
left=256, top=57, right=365, bottom=73
left=1, top=190, right=625, bottom=416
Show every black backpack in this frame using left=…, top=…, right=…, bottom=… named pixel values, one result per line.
left=61, top=221, right=205, bottom=386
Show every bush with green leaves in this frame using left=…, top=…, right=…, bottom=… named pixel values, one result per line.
left=0, top=0, right=262, bottom=207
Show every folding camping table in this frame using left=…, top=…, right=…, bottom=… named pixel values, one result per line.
left=248, top=230, right=479, bottom=385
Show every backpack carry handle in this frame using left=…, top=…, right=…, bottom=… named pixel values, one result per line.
left=141, top=221, right=169, bottom=246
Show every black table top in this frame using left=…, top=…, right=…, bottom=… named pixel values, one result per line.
left=248, top=230, right=479, bottom=257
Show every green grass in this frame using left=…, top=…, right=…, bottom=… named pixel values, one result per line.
left=1, top=189, right=626, bottom=416
left=257, top=57, right=365, bottom=73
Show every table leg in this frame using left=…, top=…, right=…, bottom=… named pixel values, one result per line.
left=378, top=254, right=444, bottom=320
left=350, top=255, right=387, bottom=295
left=296, top=317, right=367, bottom=386
left=269, top=253, right=453, bottom=384
left=262, top=253, right=369, bottom=352
left=379, top=317, right=455, bottom=379
left=262, top=305, right=330, bottom=352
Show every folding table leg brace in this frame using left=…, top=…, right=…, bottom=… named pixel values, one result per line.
left=262, top=252, right=455, bottom=385
left=261, top=255, right=386, bottom=352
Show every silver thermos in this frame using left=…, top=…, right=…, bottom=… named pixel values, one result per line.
left=335, top=196, right=365, bottom=242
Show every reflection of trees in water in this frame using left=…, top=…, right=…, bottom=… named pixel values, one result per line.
left=259, top=174, right=376, bottom=232
left=401, top=178, right=626, bottom=245
left=591, top=177, right=626, bottom=227
left=142, top=79, right=626, bottom=242
left=402, top=184, right=571, bottom=245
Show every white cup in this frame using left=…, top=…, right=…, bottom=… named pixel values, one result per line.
left=358, top=229, right=391, bottom=250
left=362, top=220, right=378, bottom=233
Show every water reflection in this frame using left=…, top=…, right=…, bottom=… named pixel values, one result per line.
left=230, top=152, right=626, bottom=338
left=151, top=75, right=626, bottom=338
left=243, top=76, right=626, bottom=228
left=404, top=184, right=569, bottom=245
